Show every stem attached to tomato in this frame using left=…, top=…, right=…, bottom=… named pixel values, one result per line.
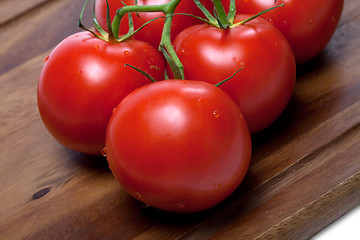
left=112, top=0, right=184, bottom=79
left=212, top=0, right=229, bottom=28
left=233, top=3, right=284, bottom=27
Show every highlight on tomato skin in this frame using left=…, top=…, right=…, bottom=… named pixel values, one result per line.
left=236, top=0, right=344, bottom=64
left=170, top=15, right=296, bottom=134
left=104, top=80, right=252, bottom=213
left=37, top=31, right=166, bottom=155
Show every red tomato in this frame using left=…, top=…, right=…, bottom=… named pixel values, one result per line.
left=105, top=80, right=252, bottom=213
left=236, top=0, right=344, bottom=64
left=94, top=0, right=217, bottom=48
left=171, top=15, right=296, bottom=134
left=37, top=31, right=165, bottom=155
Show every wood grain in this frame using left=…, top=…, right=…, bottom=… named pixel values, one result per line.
left=1, top=0, right=359, bottom=239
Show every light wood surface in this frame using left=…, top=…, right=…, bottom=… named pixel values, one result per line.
left=1, top=0, right=359, bottom=239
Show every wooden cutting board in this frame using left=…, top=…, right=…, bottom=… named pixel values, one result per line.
left=1, top=0, right=359, bottom=239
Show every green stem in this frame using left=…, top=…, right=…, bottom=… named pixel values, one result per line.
left=160, top=2, right=184, bottom=79
left=112, top=0, right=184, bottom=79
left=233, top=3, right=284, bottom=27
left=212, top=0, right=230, bottom=28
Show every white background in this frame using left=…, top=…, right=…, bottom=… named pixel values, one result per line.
left=312, top=205, right=360, bottom=239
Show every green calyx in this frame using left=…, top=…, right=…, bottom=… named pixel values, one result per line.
left=78, top=0, right=284, bottom=81
left=79, top=0, right=184, bottom=79
left=79, top=0, right=165, bottom=43
left=194, top=0, right=284, bottom=29
left=111, top=0, right=184, bottom=79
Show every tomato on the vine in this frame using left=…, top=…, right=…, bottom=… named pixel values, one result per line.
left=236, top=0, right=344, bottom=64
left=171, top=15, right=296, bottom=134
left=105, top=80, right=252, bottom=213
left=37, top=31, right=166, bottom=155
left=95, top=0, right=216, bottom=48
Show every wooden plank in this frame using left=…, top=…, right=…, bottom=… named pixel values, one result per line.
left=0, top=0, right=92, bottom=74
left=0, top=0, right=49, bottom=25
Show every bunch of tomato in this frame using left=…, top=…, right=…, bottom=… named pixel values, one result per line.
left=37, top=0, right=343, bottom=213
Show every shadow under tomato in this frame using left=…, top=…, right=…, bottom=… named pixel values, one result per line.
left=60, top=146, right=111, bottom=174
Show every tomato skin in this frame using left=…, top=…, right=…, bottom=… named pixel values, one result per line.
left=236, top=0, right=344, bottom=64
left=37, top=31, right=165, bottom=155
left=105, top=80, right=251, bottom=213
left=95, top=0, right=218, bottom=48
left=171, top=15, right=296, bottom=134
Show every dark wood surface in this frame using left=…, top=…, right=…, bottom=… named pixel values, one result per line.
left=1, top=0, right=359, bottom=239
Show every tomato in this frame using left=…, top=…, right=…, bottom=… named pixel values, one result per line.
left=37, top=31, right=165, bottom=155
left=105, top=80, right=251, bottom=213
left=94, top=0, right=218, bottom=48
left=171, top=15, right=296, bottom=134
left=236, top=0, right=344, bottom=64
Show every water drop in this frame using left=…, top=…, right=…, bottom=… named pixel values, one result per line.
left=177, top=200, right=186, bottom=208
left=77, top=70, right=82, bottom=74
left=331, top=16, right=336, bottom=23
left=139, top=201, right=150, bottom=208
left=94, top=45, right=100, bottom=50
left=267, top=18, right=274, bottom=24
left=112, top=107, right=117, bottom=113
left=44, top=56, right=49, bottom=63
left=101, top=147, right=107, bottom=157
left=124, top=50, right=129, bottom=55
left=309, top=18, right=314, bottom=24
left=213, top=183, right=222, bottom=189
left=283, top=20, right=287, bottom=25
left=213, top=110, right=220, bottom=118
left=134, top=192, right=142, bottom=199
left=181, top=81, right=186, bottom=85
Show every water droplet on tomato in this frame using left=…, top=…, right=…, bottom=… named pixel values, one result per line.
left=309, top=18, right=314, bottom=24
left=331, top=16, right=336, bottom=23
left=44, top=56, right=49, bottom=63
left=139, top=201, right=150, bottom=208
left=213, top=183, right=222, bottom=189
left=134, top=192, right=142, bottom=199
left=267, top=18, right=274, bottom=24
left=112, top=108, right=117, bottom=113
left=177, top=200, right=186, bottom=208
left=77, top=70, right=82, bottom=74
left=94, top=45, right=100, bottom=50
left=283, top=20, right=287, bottom=25
left=101, top=147, right=107, bottom=157
left=213, top=110, right=220, bottom=118
left=181, top=81, right=186, bottom=85
left=124, top=50, right=129, bottom=55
